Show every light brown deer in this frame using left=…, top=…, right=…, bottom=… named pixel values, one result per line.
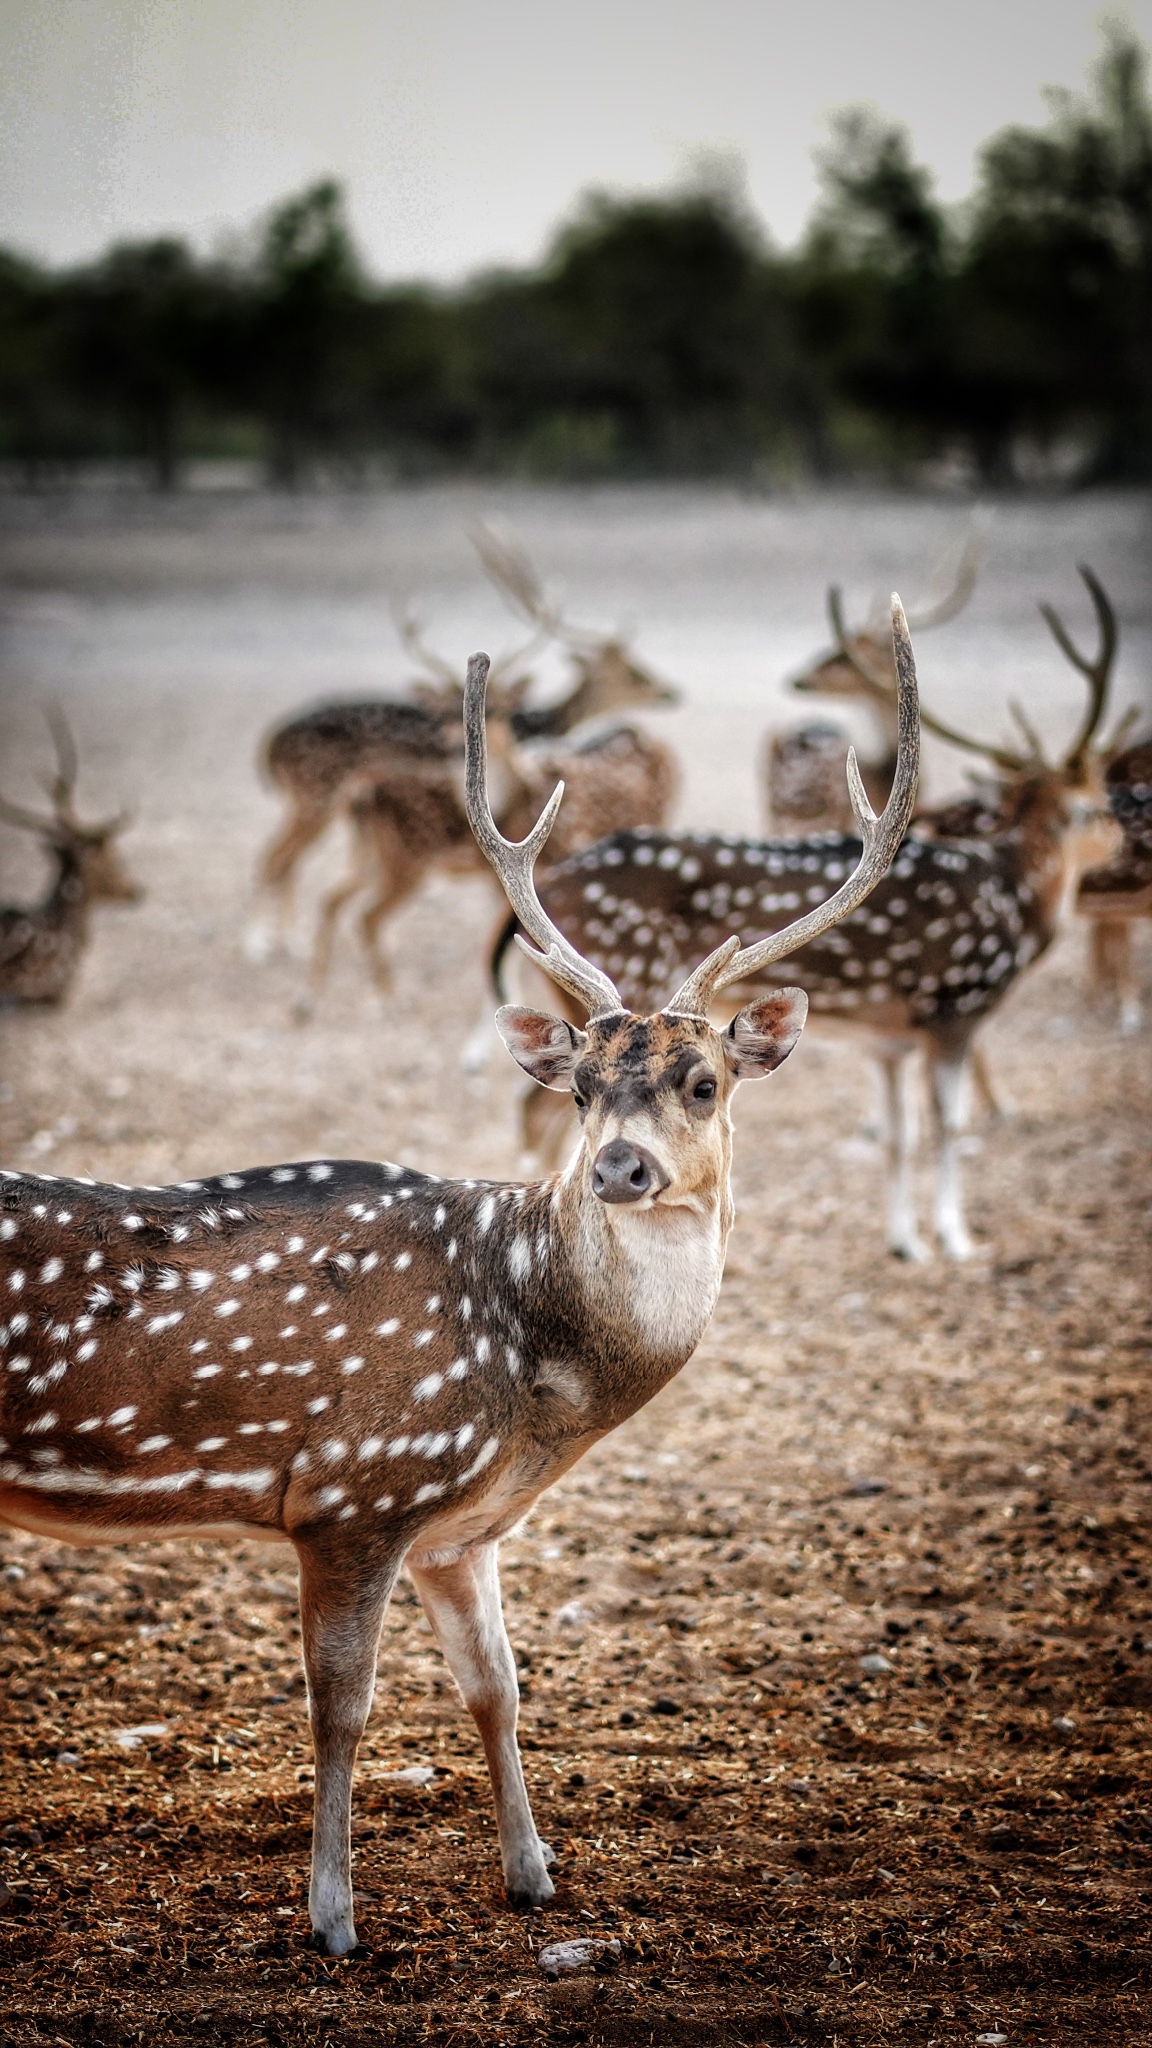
left=309, top=719, right=679, bottom=995
left=0, top=714, right=140, bottom=1006
left=494, top=583, right=1119, bottom=1261
left=0, top=628, right=920, bottom=1954
left=764, top=537, right=980, bottom=834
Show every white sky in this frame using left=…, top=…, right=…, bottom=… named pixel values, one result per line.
left=3, top=1, right=1151, bottom=281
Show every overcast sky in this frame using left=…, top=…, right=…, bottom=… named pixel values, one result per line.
left=3, top=2, right=1150, bottom=281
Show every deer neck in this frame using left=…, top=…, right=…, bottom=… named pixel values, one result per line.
left=1002, top=776, right=1083, bottom=931
left=46, top=849, right=90, bottom=933
left=513, top=1147, right=732, bottom=1429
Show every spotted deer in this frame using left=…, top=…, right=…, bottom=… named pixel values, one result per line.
left=1077, top=738, right=1152, bottom=1033
left=494, top=588, right=1120, bottom=1260
left=0, top=714, right=140, bottom=1006
left=0, top=626, right=919, bottom=1955
left=764, top=537, right=979, bottom=835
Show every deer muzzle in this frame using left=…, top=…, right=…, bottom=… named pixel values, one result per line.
left=591, top=1139, right=669, bottom=1205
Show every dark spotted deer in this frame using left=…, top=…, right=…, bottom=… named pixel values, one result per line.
left=0, top=714, right=140, bottom=1006
left=0, top=627, right=919, bottom=1954
left=764, top=537, right=979, bottom=835
left=495, top=588, right=1120, bottom=1259
left=1077, top=738, right=1152, bottom=1032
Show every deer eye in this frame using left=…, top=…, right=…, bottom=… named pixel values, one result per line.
left=572, top=1091, right=587, bottom=1111
left=692, top=1077, right=716, bottom=1102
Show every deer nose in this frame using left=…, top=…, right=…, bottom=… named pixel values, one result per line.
left=591, top=1140, right=668, bottom=1205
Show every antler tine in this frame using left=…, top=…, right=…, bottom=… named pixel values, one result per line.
left=472, top=526, right=562, bottom=636
left=44, top=705, right=79, bottom=820
left=666, top=597, right=921, bottom=1016
left=1007, top=698, right=1049, bottom=768
left=904, top=531, right=981, bottom=632
left=463, top=652, right=624, bottom=1020
left=392, top=602, right=462, bottom=690
left=1044, top=564, right=1119, bottom=773
left=1100, top=702, right=1142, bottom=758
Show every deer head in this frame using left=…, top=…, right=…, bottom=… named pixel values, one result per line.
left=792, top=536, right=979, bottom=710
left=0, top=712, right=140, bottom=902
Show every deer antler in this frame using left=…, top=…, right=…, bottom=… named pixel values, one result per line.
left=665, top=597, right=920, bottom=1016
left=473, top=524, right=600, bottom=656
left=904, top=532, right=980, bottom=632
left=825, top=584, right=1024, bottom=772
left=393, top=604, right=463, bottom=691
left=1039, top=565, right=1118, bottom=775
left=464, top=652, right=624, bottom=1019
left=44, top=706, right=80, bottom=821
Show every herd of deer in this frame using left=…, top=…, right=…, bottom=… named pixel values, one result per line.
left=0, top=534, right=1148, bottom=1953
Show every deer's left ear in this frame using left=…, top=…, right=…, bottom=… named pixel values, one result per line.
left=724, top=990, right=808, bottom=1080
left=496, top=1006, right=588, bottom=1090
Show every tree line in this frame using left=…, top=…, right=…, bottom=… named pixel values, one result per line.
left=2, top=28, right=1150, bottom=487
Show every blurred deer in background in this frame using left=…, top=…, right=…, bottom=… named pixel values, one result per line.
left=308, top=717, right=679, bottom=994
left=0, top=634, right=919, bottom=1954
left=0, top=713, right=140, bottom=1007
left=493, top=573, right=1121, bottom=1261
left=764, top=536, right=980, bottom=835
left=1077, top=738, right=1152, bottom=1033
left=248, top=533, right=679, bottom=962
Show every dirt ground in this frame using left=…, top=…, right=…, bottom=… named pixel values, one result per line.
left=1, top=487, right=1151, bottom=2045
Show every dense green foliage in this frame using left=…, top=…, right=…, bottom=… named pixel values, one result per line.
left=3, top=31, right=1150, bottom=484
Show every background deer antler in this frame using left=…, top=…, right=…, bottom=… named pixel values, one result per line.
left=1039, top=564, right=1118, bottom=775
left=666, top=595, right=921, bottom=1015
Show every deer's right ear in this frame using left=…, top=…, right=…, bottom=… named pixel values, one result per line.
left=724, top=989, right=808, bottom=1080
left=495, top=1007, right=587, bottom=1091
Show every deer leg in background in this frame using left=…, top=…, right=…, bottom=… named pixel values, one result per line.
left=1091, top=918, right=1142, bottom=1034
left=296, top=1542, right=402, bottom=1955
left=926, top=1025, right=978, bottom=1261
left=357, top=842, right=426, bottom=993
left=310, top=851, right=374, bottom=991
left=248, top=798, right=335, bottom=960
left=409, top=1542, right=555, bottom=1907
left=969, top=1041, right=1012, bottom=1122
left=875, top=1046, right=927, bottom=1262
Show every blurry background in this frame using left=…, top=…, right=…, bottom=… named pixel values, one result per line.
left=2, top=5, right=1152, bottom=486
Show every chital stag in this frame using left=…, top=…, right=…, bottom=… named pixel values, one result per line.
left=494, top=585, right=1120, bottom=1260
left=1077, top=738, right=1152, bottom=1033
left=764, top=537, right=979, bottom=835
left=0, top=627, right=919, bottom=1954
left=0, top=714, right=140, bottom=1006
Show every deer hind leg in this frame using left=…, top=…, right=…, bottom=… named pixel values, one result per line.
left=296, top=1542, right=401, bottom=1954
left=247, top=796, right=334, bottom=960
left=926, top=1034, right=976, bottom=1261
left=874, top=1047, right=928, bottom=1262
left=969, top=1042, right=1011, bottom=1122
left=409, top=1542, right=555, bottom=1907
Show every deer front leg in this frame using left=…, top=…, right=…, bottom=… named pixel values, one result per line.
left=874, top=1049, right=928, bottom=1261
left=296, top=1543, right=401, bottom=1954
left=927, top=1038, right=975, bottom=1261
left=409, top=1541, right=555, bottom=1907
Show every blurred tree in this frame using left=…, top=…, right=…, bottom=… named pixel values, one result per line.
left=962, top=25, right=1152, bottom=477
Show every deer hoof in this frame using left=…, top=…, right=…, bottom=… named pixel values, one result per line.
left=889, top=1236, right=930, bottom=1265
left=309, top=1918, right=358, bottom=1956
left=505, top=1850, right=556, bottom=1908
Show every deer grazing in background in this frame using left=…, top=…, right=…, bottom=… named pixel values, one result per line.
left=0, top=714, right=140, bottom=1006
left=248, top=534, right=678, bottom=960
left=0, top=623, right=920, bottom=1954
left=1077, top=738, right=1152, bottom=1033
left=763, top=537, right=979, bottom=835
left=494, top=576, right=1120, bottom=1261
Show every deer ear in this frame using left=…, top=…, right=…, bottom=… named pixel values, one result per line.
left=724, top=990, right=808, bottom=1080
left=495, top=1007, right=587, bottom=1091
